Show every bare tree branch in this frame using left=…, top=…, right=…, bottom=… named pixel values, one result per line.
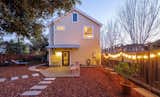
left=119, top=0, right=160, bottom=44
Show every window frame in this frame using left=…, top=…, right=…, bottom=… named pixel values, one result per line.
left=72, top=12, right=78, bottom=23
left=83, top=25, right=94, bottom=39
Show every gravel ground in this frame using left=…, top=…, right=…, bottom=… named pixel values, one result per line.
left=0, top=65, right=41, bottom=78
left=0, top=66, right=143, bottom=97
left=0, top=65, right=43, bottom=97
left=39, top=67, right=143, bottom=97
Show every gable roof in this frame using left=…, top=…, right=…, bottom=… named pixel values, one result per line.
left=47, top=8, right=102, bottom=26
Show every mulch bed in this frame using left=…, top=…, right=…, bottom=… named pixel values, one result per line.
left=36, top=65, right=49, bottom=70
left=0, top=66, right=144, bottom=97
left=38, top=67, right=144, bottom=97
left=0, top=65, right=43, bottom=78
left=0, top=77, right=42, bottom=97
left=0, top=65, right=44, bottom=97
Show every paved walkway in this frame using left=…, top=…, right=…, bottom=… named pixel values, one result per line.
left=29, top=65, right=80, bottom=77
left=0, top=73, right=40, bottom=82
left=40, top=66, right=80, bottom=77
left=22, top=77, right=56, bottom=96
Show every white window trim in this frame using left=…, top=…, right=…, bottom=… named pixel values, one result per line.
left=56, top=25, right=65, bottom=31
left=83, top=25, right=94, bottom=39
left=72, top=12, right=78, bottom=23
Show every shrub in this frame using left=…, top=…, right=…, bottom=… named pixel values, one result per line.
left=115, top=62, right=138, bottom=79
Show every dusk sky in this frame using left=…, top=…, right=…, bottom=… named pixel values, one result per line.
left=77, top=0, right=125, bottom=24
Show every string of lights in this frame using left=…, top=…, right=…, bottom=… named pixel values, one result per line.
left=103, top=52, right=160, bottom=60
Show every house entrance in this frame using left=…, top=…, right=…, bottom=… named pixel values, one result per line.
left=62, top=51, right=70, bottom=66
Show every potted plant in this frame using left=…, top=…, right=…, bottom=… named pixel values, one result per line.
left=115, top=62, right=138, bottom=95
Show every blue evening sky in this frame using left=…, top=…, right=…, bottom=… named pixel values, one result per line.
left=77, top=0, right=125, bottom=24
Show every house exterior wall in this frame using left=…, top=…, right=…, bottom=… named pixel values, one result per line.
left=48, top=10, right=101, bottom=66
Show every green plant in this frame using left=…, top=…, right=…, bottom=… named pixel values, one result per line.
left=115, top=62, right=138, bottom=79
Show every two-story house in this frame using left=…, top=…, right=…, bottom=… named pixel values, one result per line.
left=47, top=8, right=102, bottom=67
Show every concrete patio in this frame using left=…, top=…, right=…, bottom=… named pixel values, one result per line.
left=39, top=66, right=80, bottom=77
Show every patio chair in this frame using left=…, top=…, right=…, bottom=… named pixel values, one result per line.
left=70, top=61, right=80, bottom=74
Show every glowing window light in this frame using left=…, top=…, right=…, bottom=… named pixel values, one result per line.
left=143, top=55, right=148, bottom=59
left=56, top=26, right=65, bottom=31
left=150, top=54, right=156, bottom=58
left=56, top=52, right=62, bottom=56
left=157, top=52, right=160, bottom=56
left=84, top=26, right=93, bottom=39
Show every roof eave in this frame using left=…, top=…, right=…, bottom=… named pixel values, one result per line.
left=46, top=8, right=103, bottom=27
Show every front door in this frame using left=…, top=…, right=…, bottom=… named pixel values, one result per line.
left=62, top=51, right=70, bottom=66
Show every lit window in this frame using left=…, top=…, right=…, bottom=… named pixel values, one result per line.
left=55, top=52, right=62, bottom=56
left=56, top=26, right=65, bottom=31
left=72, top=13, right=78, bottom=22
left=83, top=26, right=93, bottom=39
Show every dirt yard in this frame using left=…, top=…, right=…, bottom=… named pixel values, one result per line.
left=0, top=66, right=143, bottom=97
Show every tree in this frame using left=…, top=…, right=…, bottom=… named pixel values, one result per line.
left=102, top=20, right=121, bottom=48
left=5, top=39, right=26, bottom=54
left=30, top=34, right=48, bottom=54
left=0, top=0, right=81, bottom=38
left=119, top=0, right=160, bottom=44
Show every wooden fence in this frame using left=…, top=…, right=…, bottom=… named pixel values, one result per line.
left=102, top=49, right=160, bottom=95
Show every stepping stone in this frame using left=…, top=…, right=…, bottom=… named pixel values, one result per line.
left=44, top=78, right=56, bottom=81
left=105, top=68, right=113, bottom=71
left=32, top=73, right=39, bottom=77
left=11, top=76, right=19, bottom=81
left=110, top=72, right=118, bottom=75
left=22, top=90, right=41, bottom=96
left=30, top=85, right=47, bottom=90
left=0, top=78, right=6, bottom=82
left=39, top=81, right=52, bottom=84
left=21, top=75, right=29, bottom=79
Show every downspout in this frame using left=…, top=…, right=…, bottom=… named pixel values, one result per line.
left=49, top=22, right=55, bottom=66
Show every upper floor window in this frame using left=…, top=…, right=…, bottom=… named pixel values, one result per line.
left=72, top=13, right=78, bottom=22
left=56, top=26, right=65, bottom=31
left=83, top=26, right=93, bottom=39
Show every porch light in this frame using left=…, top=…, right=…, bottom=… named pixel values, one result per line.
left=56, top=52, right=62, bottom=56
